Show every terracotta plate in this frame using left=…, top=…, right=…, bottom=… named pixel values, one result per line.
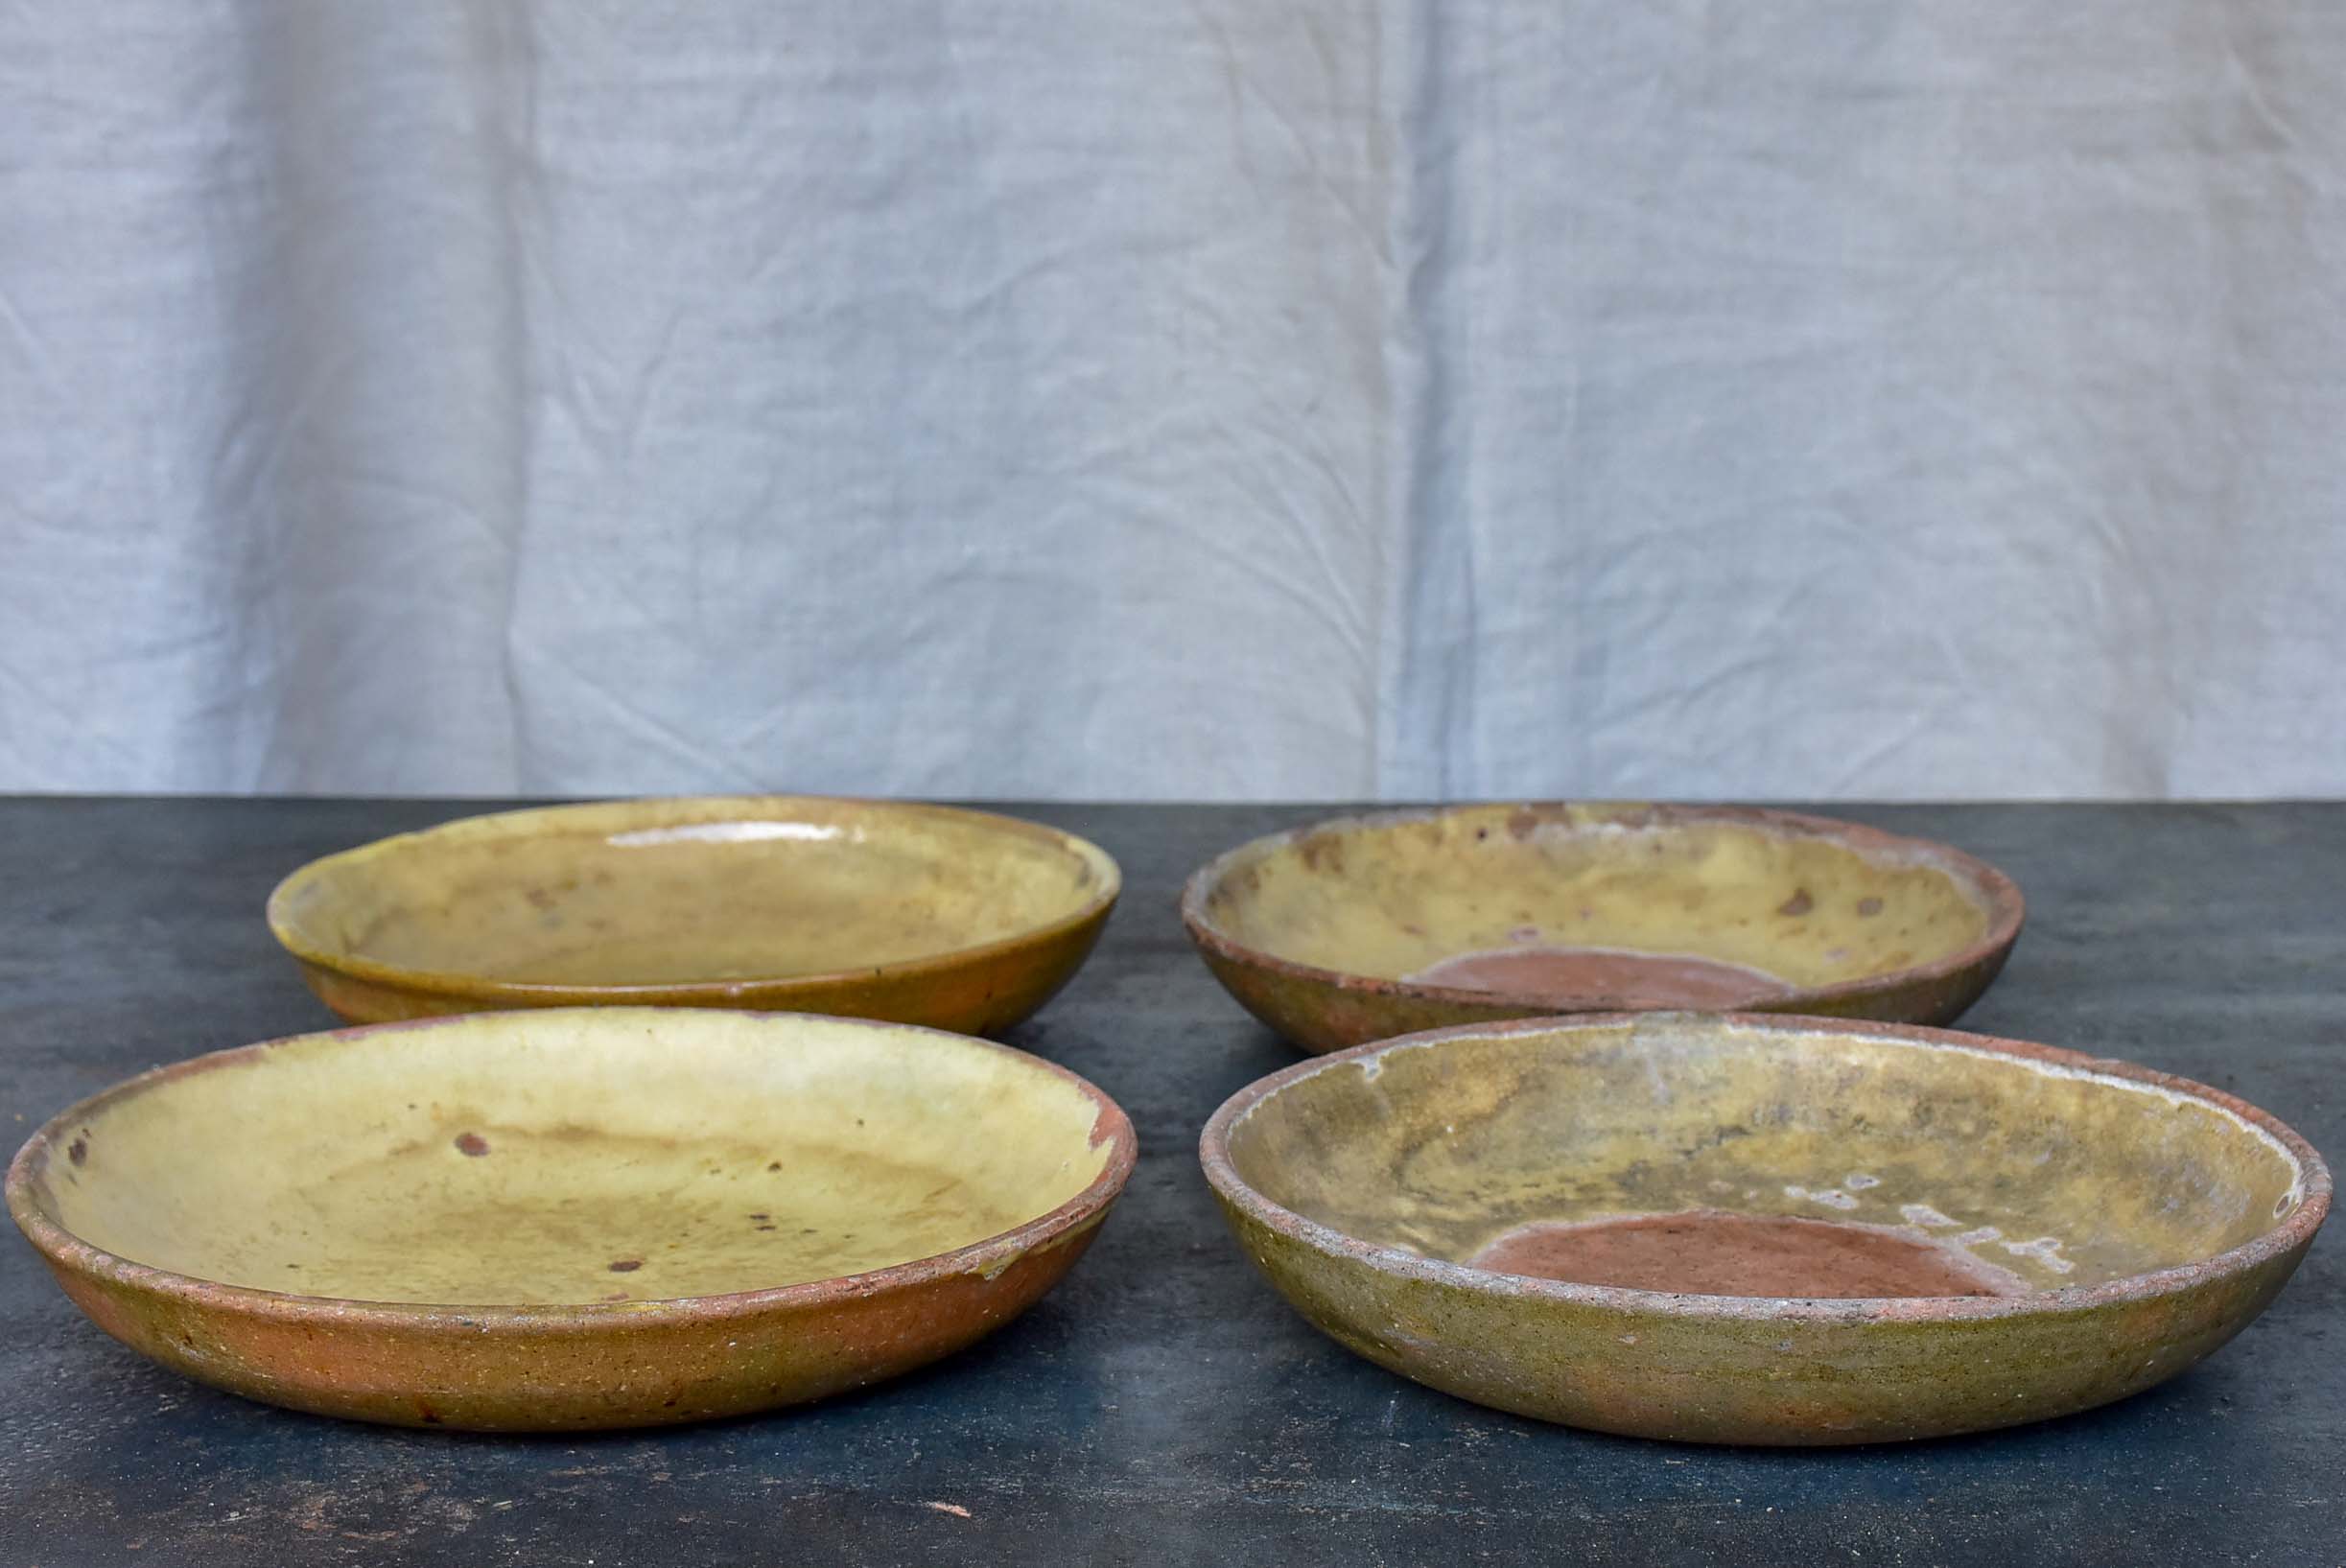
left=270, top=796, right=1119, bottom=1032
left=9, top=1008, right=1137, bottom=1430
left=1201, top=1012, right=2328, bottom=1445
left=1184, top=804, right=2023, bottom=1053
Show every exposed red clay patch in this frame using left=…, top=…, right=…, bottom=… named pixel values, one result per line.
left=1471, top=1209, right=2028, bottom=1299
left=1410, top=946, right=1793, bottom=1008
left=453, top=1133, right=490, bottom=1157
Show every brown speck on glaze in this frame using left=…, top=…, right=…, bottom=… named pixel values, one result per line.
left=1857, top=897, right=1885, bottom=917
left=767, top=1160, right=783, bottom=1171
left=1776, top=889, right=1813, bottom=918
left=607, top=1258, right=643, bottom=1273
left=67, top=1137, right=87, bottom=1167
left=454, top=1133, right=490, bottom=1158
left=1297, top=833, right=1347, bottom=873
left=748, top=1212, right=769, bottom=1222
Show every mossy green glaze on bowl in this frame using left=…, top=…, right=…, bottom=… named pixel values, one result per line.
left=1200, top=1013, right=2327, bottom=1445
left=269, top=796, right=1118, bottom=1035
left=10, top=1009, right=1137, bottom=1430
left=1182, top=804, right=2023, bottom=1054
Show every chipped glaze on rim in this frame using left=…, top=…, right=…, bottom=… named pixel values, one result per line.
left=1180, top=804, right=2026, bottom=1018
left=8, top=1009, right=1138, bottom=1333
left=268, top=795, right=1123, bottom=1006
left=1198, top=1011, right=2330, bottom=1324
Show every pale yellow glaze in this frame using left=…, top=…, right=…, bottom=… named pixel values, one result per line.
left=1201, top=804, right=1992, bottom=992
left=1227, top=1016, right=2307, bottom=1292
left=44, top=1010, right=1115, bottom=1306
left=273, top=797, right=1114, bottom=988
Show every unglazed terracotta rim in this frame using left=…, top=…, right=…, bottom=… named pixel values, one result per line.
left=8, top=1008, right=1139, bottom=1330
left=1198, top=1011, right=2331, bottom=1323
left=1180, top=803, right=2026, bottom=1018
left=266, top=794, right=1122, bottom=1005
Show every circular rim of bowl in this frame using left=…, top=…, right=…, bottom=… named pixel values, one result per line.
left=1180, top=803, right=2026, bottom=1017
left=8, top=1008, right=1139, bottom=1330
left=1199, top=1010, right=2331, bottom=1324
left=267, top=794, right=1123, bottom=1006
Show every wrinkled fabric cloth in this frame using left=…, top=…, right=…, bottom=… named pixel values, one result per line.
left=4, top=3, right=2341, bottom=799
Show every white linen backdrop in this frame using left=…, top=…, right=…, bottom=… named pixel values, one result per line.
left=4, top=2, right=2340, bottom=800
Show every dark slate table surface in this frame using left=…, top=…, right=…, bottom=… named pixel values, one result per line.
left=1, top=799, right=2340, bottom=1566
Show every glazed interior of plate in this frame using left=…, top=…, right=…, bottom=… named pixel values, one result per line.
left=1194, top=804, right=2006, bottom=1007
left=1222, top=1017, right=2312, bottom=1299
left=31, top=1011, right=1118, bottom=1305
left=271, top=797, right=1114, bottom=989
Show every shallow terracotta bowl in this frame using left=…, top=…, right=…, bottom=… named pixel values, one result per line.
left=9, top=1008, right=1136, bottom=1430
left=1184, top=804, right=2023, bottom=1053
left=270, top=796, right=1119, bottom=1032
left=1201, top=1012, right=2327, bottom=1445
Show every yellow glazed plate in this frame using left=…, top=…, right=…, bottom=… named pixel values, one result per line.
left=8, top=1008, right=1137, bottom=1430
left=1184, top=803, right=2024, bottom=1053
left=1202, top=1012, right=2328, bottom=1444
left=270, top=796, right=1119, bottom=1032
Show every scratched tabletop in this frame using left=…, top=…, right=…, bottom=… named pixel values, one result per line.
left=2, top=800, right=2341, bottom=1566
